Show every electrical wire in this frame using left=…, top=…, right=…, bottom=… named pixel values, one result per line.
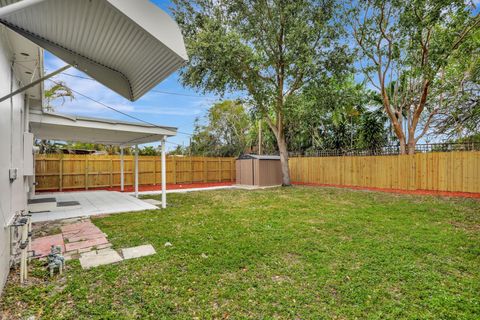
left=56, top=71, right=218, bottom=99
left=46, top=78, right=195, bottom=137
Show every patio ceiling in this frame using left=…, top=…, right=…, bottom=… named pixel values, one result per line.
left=0, top=0, right=188, bottom=101
left=29, top=109, right=176, bottom=146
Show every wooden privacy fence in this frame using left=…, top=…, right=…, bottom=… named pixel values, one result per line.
left=35, top=154, right=236, bottom=191
left=289, top=151, right=480, bottom=194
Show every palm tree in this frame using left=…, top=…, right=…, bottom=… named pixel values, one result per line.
left=44, top=81, right=74, bottom=112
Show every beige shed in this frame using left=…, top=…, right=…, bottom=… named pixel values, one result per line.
left=236, top=155, right=282, bottom=187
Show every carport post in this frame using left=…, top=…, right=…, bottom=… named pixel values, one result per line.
left=134, top=145, right=139, bottom=198
left=120, top=146, right=124, bottom=192
left=161, top=138, right=166, bottom=208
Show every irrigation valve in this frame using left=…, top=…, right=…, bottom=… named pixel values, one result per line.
left=47, top=245, right=65, bottom=277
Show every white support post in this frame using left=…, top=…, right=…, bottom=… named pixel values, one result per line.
left=134, top=145, right=139, bottom=198
left=161, top=138, right=166, bottom=209
left=120, top=146, right=124, bottom=192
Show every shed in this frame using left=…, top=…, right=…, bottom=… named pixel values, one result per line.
left=236, top=154, right=282, bottom=187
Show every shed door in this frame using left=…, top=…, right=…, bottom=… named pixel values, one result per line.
left=239, top=159, right=254, bottom=185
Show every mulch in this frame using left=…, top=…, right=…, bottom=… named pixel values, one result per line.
left=292, top=182, right=480, bottom=199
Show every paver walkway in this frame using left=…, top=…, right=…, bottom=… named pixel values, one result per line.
left=31, top=220, right=111, bottom=259
left=31, top=219, right=156, bottom=269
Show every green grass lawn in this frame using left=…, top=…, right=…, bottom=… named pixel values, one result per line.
left=1, top=187, right=479, bottom=319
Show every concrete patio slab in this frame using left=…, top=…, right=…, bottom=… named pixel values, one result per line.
left=121, top=244, right=156, bottom=260
left=142, top=199, right=162, bottom=206
left=79, top=249, right=123, bottom=269
left=31, top=234, right=65, bottom=257
left=130, top=185, right=236, bottom=196
left=30, top=191, right=158, bottom=222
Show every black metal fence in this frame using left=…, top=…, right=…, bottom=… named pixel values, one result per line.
left=289, top=142, right=480, bottom=157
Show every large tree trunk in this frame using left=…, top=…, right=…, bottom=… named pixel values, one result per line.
left=407, top=136, right=416, bottom=155
left=277, top=132, right=291, bottom=186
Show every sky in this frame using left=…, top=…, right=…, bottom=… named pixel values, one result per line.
left=44, top=0, right=221, bottom=151
left=44, top=0, right=479, bottom=149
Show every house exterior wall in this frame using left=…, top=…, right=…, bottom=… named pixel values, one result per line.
left=0, top=31, right=30, bottom=294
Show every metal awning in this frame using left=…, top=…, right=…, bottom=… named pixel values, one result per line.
left=29, top=109, right=176, bottom=146
left=0, top=0, right=188, bottom=101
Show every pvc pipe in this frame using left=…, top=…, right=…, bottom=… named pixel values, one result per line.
left=134, top=145, right=139, bottom=198
left=161, top=138, right=166, bottom=208
left=120, top=146, right=124, bottom=192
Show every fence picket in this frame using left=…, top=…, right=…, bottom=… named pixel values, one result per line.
left=35, top=155, right=235, bottom=191
left=289, top=151, right=480, bottom=194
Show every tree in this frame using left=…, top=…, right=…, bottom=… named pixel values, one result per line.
left=282, top=76, right=384, bottom=154
left=358, top=109, right=390, bottom=151
left=349, top=0, right=480, bottom=154
left=431, top=30, right=480, bottom=138
left=44, top=81, right=74, bottom=112
left=139, top=146, right=158, bottom=156
left=190, top=100, right=252, bottom=156
left=173, top=0, right=350, bottom=185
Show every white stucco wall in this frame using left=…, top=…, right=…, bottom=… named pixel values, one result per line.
left=0, top=30, right=29, bottom=293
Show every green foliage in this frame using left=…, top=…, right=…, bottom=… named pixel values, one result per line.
left=44, top=81, right=74, bottom=112
left=173, top=0, right=351, bottom=183
left=2, top=188, right=479, bottom=318
left=139, top=146, right=158, bottom=156
left=349, top=0, right=480, bottom=151
left=358, top=110, right=390, bottom=150
left=282, top=76, right=391, bottom=153
left=190, top=100, right=252, bottom=156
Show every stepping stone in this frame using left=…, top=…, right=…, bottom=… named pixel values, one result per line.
left=121, top=244, right=156, bottom=260
left=61, top=221, right=95, bottom=233
left=65, top=236, right=109, bottom=252
left=31, top=234, right=65, bottom=257
left=142, top=199, right=161, bottom=206
left=79, top=249, right=123, bottom=269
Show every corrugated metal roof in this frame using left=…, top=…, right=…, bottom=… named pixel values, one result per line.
left=29, top=109, right=177, bottom=145
left=0, top=0, right=188, bottom=101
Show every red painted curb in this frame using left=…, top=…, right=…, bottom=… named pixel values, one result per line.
left=37, top=181, right=234, bottom=193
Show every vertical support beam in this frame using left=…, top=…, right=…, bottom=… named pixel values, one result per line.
left=120, top=146, right=124, bottom=192
left=161, top=138, right=166, bottom=209
left=134, top=145, right=139, bottom=198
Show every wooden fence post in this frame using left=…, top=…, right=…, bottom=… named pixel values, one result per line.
left=59, top=156, right=63, bottom=192
left=190, top=156, right=193, bottom=183
left=218, top=158, right=221, bottom=182
left=203, top=158, right=208, bottom=182
left=85, top=157, right=88, bottom=190
left=172, top=156, right=177, bottom=184
left=109, top=158, right=113, bottom=188
left=153, top=157, right=157, bottom=185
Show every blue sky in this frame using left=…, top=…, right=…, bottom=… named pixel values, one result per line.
left=45, top=0, right=221, bottom=151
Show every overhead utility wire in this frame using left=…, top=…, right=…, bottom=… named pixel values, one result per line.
left=57, top=71, right=218, bottom=99
left=46, top=78, right=194, bottom=137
